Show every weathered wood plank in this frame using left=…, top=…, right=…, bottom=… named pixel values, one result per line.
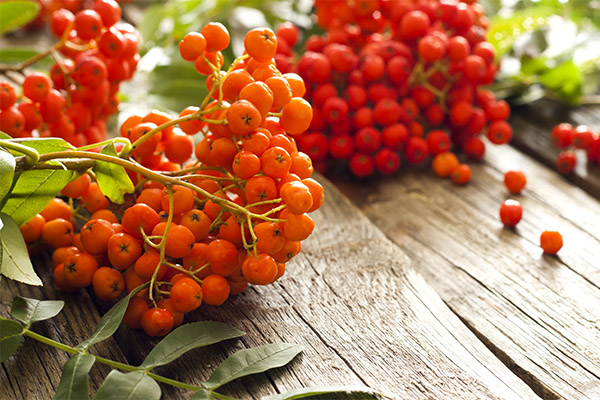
left=510, top=102, right=600, bottom=198
left=106, top=175, right=539, bottom=399
left=333, top=143, right=600, bottom=399
left=0, top=255, right=130, bottom=399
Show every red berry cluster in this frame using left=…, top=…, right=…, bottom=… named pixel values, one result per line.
left=0, top=0, right=138, bottom=146
left=550, top=123, right=600, bottom=174
left=19, top=23, right=321, bottom=337
left=275, top=0, right=512, bottom=179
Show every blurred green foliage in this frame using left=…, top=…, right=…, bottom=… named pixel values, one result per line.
left=483, top=0, right=600, bottom=105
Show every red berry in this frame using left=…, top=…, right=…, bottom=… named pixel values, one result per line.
left=499, top=199, right=522, bottom=228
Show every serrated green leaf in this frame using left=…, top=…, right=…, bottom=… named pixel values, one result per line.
left=0, top=132, right=11, bottom=140
left=93, top=370, right=161, bottom=400
left=0, top=149, right=16, bottom=204
left=204, top=343, right=304, bottom=390
left=53, top=353, right=95, bottom=400
left=488, top=8, right=554, bottom=57
left=11, top=297, right=64, bottom=325
left=262, top=386, right=385, bottom=400
left=190, top=389, right=215, bottom=400
left=140, top=322, right=245, bottom=370
left=1, top=168, right=74, bottom=226
left=0, top=213, right=42, bottom=285
left=0, top=319, right=23, bottom=363
left=94, top=143, right=134, bottom=204
left=76, top=283, right=148, bottom=350
left=0, top=1, right=40, bottom=35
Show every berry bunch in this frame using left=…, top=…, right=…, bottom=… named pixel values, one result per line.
left=550, top=123, right=600, bottom=174
left=0, top=0, right=138, bottom=146
left=19, top=23, right=321, bottom=337
left=276, top=0, right=511, bottom=180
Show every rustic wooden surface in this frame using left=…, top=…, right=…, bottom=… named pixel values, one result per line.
left=1, top=26, right=599, bottom=396
left=333, top=104, right=600, bottom=400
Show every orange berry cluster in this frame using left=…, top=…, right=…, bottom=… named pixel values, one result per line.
left=0, top=0, right=138, bottom=145
left=20, top=23, right=322, bottom=337
left=275, top=0, right=511, bottom=182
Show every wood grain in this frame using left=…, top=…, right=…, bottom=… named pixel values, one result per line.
left=509, top=102, right=600, bottom=198
left=101, top=176, right=540, bottom=399
left=333, top=142, right=600, bottom=399
left=0, top=255, right=130, bottom=399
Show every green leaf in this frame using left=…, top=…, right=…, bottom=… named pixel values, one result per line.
left=94, top=143, right=134, bottom=204
left=0, top=149, right=16, bottom=205
left=190, top=389, right=215, bottom=400
left=0, top=1, right=40, bottom=35
left=94, top=370, right=161, bottom=400
left=0, top=213, right=42, bottom=285
left=262, top=386, right=385, bottom=400
left=53, top=353, right=95, bottom=400
left=140, top=322, right=245, bottom=370
left=0, top=319, right=23, bottom=363
left=1, top=168, right=74, bottom=226
left=204, top=343, right=304, bottom=390
left=0, top=48, right=53, bottom=70
left=9, top=137, right=75, bottom=154
left=488, top=8, right=554, bottom=57
left=10, top=297, right=64, bottom=325
left=540, top=60, right=583, bottom=105
left=76, top=283, right=148, bottom=350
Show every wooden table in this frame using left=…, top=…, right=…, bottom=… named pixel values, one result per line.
left=1, top=102, right=599, bottom=400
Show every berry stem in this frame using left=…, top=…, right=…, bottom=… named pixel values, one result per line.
left=0, top=139, right=41, bottom=166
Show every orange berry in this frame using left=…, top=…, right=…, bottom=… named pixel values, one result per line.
left=432, top=152, right=460, bottom=178
left=170, top=277, right=203, bottom=312
left=92, top=267, right=125, bottom=302
left=283, top=212, right=314, bottom=241
left=179, top=32, right=207, bottom=61
left=41, top=218, right=74, bottom=248
left=20, top=214, right=46, bottom=243
left=244, top=28, right=277, bottom=63
left=201, top=22, right=230, bottom=52
left=301, top=178, right=324, bottom=213
left=161, top=185, right=195, bottom=215
left=157, top=298, right=184, bottom=328
left=206, top=239, right=238, bottom=276
left=450, top=163, right=472, bottom=185
left=261, top=146, right=291, bottom=179
left=141, top=308, right=174, bottom=337
left=80, top=218, right=115, bottom=254
left=90, top=209, right=118, bottom=224
left=280, top=97, right=312, bottom=135
left=81, top=182, right=109, bottom=213
left=265, top=76, right=292, bottom=110
left=227, top=100, right=262, bottom=135
left=107, top=233, right=142, bottom=270
left=201, top=274, right=230, bottom=306
left=540, top=231, right=563, bottom=254
left=123, top=296, right=149, bottom=329
left=242, top=254, right=278, bottom=285
left=239, top=81, right=274, bottom=116
left=63, top=252, right=98, bottom=288
left=280, top=181, right=313, bottom=215
left=40, top=198, right=71, bottom=221
left=61, top=173, right=91, bottom=198
left=504, top=170, right=527, bottom=194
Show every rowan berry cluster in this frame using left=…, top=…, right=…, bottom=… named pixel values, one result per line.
left=25, top=0, right=129, bottom=30
left=275, top=0, right=511, bottom=181
left=19, top=23, right=321, bottom=337
left=550, top=123, right=600, bottom=174
left=0, top=0, right=138, bottom=145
